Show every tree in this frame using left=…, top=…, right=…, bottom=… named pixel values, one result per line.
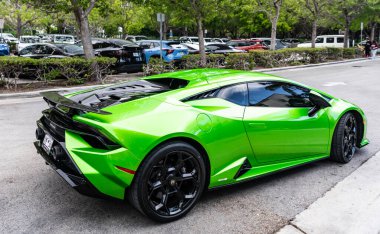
left=256, top=0, right=284, bottom=50
left=303, top=0, right=328, bottom=48
left=327, top=0, right=367, bottom=48
left=0, top=0, right=47, bottom=37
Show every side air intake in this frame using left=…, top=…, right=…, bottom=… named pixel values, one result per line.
left=234, top=159, right=252, bottom=179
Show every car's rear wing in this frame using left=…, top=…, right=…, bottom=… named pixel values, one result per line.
left=41, top=91, right=111, bottom=115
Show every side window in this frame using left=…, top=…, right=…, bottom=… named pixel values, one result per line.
left=315, top=38, right=324, bottom=43
left=20, top=45, right=35, bottom=55
left=337, top=37, right=344, bottom=43
left=248, top=81, right=313, bottom=108
left=216, top=83, right=248, bottom=106
left=326, top=37, right=334, bottom=43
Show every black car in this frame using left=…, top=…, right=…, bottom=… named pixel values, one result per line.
left=77, top=38, right=145, bottom=73
left=18, top=43, right=81, bottom=59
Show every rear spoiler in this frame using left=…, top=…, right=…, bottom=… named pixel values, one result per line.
left=41, top=91, right=111, bottom=115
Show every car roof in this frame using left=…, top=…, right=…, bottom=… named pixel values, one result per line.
left=145, top=69, right=278, bottom=87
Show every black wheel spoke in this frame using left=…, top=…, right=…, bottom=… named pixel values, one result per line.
left=342, top=116, right=357, bottom=160
left=145, top=150, right=201, bottom=217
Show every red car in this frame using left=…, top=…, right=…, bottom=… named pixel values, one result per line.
left=227, top=39, right=268, bottom=51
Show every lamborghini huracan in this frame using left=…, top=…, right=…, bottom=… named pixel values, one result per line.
left=34, top=69, right=368, bottom=222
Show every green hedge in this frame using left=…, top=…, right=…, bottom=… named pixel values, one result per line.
left=0, top=57, right=117, bottom=87
left=250, top=47, right=361, bottom=68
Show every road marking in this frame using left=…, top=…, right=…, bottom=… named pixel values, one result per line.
left=322, top=82, right=347, bottom=87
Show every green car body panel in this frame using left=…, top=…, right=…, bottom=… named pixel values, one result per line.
left=40, top=69, right=369, bottom=200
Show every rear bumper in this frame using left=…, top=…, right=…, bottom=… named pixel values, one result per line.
left=34, top=122, right=107, bottom=199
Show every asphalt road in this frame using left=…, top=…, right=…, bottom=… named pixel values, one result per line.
left=1, top=60, right=379, bottom=234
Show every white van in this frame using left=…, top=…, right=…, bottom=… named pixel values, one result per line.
left=298, top=35, right=346, bottom=48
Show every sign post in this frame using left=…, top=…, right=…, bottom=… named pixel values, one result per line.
left=0, top=19, right=4, bottom=38
left=157, top=13, right=165, bottom=60
left=360, top=22, right=363, bottom=43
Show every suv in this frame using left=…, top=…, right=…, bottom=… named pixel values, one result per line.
left=297, top=35, right=346, bottom=48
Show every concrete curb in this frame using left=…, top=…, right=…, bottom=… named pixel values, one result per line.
left=277, top=151, right=380, bottom=234
left=254, top=58, right=368, bottom=72
left=0, top=57, right=371, bottom=100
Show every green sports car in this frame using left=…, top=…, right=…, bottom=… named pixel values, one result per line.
left=34, top=68, right=368, bottom=222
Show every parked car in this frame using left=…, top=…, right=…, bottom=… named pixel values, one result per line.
left=18, top=43, right=81, bottom=59
left=52, top=34, right=75, bottom=44
left=251, top=38, right=288, bottom=50
left=137, top=40, right=189, bottom=63
left=179, top=36, right=200, bottom=44
left=281, top=38, right=301, bottom=48
left=227, top=39, right=268, bottom=51
left=0, top=38, right=10, bottom=56
left=206, top=43, right=245, bottom=54
left=180, top=43, right=211, bottom=54
left=212, top=38, right=230, bottom=43
left=297, top=35, right=346, bottom=48
left=18, top=36, right=42, bottom=52
left=125, top=35, right=148, bottom=42
left=0, top=33, right=19, bottom=44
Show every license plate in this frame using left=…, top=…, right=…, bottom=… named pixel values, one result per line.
left=133, top=52, right=140, bottom=57
left=42, top=134, right=54, bottom=153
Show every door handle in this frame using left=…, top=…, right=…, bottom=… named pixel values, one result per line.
left=248, top=123, right=267, bottom=129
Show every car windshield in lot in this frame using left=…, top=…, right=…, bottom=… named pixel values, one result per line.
left=20, top=37, right=41, bottom=43
left=56, top=44, right=83, bottom=54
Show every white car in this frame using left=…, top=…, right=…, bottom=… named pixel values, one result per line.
left=0, top=33, right=19, bottom=44
left=298, top=35, right=346, bottom=48
left=18, top=36, right=41, bottom=52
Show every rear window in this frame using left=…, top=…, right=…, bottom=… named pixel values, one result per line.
left=144, top=78, right=189, bottom=89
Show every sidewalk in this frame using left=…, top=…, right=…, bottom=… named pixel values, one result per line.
left=277, top=151, right=380, bottom=234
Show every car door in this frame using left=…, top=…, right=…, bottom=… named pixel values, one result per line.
left=243, top=81, right=330, bottom=163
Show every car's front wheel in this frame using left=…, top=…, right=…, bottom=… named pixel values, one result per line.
left=128, top=141, right=206, bottom=222
left=331, top=112, right=358, bottom=163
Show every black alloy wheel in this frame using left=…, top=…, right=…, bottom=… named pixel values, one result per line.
left=331, top=112, right=358, bottom=163
left=129, top=142, right=206, bottom=222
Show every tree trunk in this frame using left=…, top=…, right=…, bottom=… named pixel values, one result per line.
left=270, top=3, right=281, bottom=50
left=343, top=16, right=350, bottom=48
left=72, top=7, right=95, bottom=59
left=370, top=23, right=376, bottom=41
left=311, top=19, right=317, bottom=48
left=344, top=24, right=349, bottom=48
left=16, top=13, right=22, bottom=38
left=196, top=16, right=206, bottom=66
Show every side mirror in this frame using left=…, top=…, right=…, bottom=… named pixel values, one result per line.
left=308, top=91, right=331, bottom=117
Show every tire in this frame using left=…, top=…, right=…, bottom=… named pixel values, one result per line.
left=128, top=141, right=206, bottom=222
left=330, top=112, right=358, bottom=163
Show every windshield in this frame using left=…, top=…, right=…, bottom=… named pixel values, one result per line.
left=61, top=45, right=84, bottom=54
left=20, top=37, right=41, bottom=43
left=54, top=35, right=74, bottom=43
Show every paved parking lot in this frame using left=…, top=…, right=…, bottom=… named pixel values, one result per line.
left=0, top=60, right=379, bottom=233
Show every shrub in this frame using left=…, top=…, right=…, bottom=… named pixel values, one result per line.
left=181, top=54, right=225, bottom=69
left=225, top=53, right=255, bottom=70
left=250, top=48, right=329, bottom=68
left=326, top=47, right=343, bottom=60
left=342, top=48, right=360, bottom=59
left=0, top=56, right=117, bottom=88
left=143, top=58, right=176, bottom=75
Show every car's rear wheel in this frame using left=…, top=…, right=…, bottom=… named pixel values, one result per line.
left=331, top=112, right=357, bottom=163
left=128, top=142, right=206, bottom=222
